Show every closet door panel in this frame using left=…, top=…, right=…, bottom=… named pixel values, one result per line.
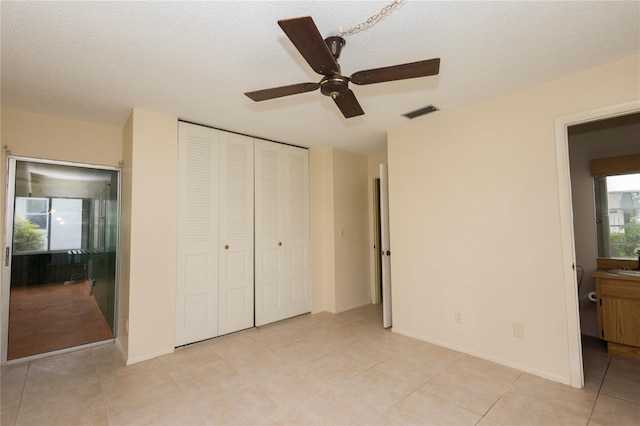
left=176, top=123, right=220, bottom=346
left=284, top=146, right=311, bottom=317
left=218, top=132, right=254, bottom=335
left=255, top=141, right=310, bottom=326
left=254, top=139, right=287, bottom=326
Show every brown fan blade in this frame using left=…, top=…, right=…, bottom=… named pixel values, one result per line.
left=333, top=90, right=364, bottom=118
left=350, top=58, right=440, bottom=85
left=278, top=16, right=340, bottom=76
left=245, top=82, right=319, bottom=102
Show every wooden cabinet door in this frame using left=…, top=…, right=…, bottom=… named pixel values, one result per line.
left=601, top=297, right=640, bottom=346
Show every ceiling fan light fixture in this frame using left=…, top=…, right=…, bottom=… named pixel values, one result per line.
left=246, top=16, right=441, bottom=119
left=320, top=76, right=349, bottom=98
left=402, top=104, right=440, bottom=119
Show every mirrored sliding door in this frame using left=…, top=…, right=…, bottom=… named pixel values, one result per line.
left=2, top=158, right=120, bottom=361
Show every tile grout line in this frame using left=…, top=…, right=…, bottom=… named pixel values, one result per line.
left=10, top=360, right=31, bottom=425
left=476, top=372, right=524, bottom=425
left=90, top=347, right=112, bottom=425
left=589, top=355, right=612, bottom=421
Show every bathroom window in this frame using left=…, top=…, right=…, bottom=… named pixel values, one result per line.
left=595, top=173, right=640, bottom=258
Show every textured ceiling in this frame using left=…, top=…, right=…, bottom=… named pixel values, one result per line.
left=2, top=1, right=639, bottom=154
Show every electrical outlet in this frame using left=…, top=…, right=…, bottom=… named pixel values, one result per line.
left=454, top=312, right=463, bottom=324
left=513, top=323, right=525, bottom=339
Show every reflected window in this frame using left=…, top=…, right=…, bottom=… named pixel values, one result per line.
left=50, top=198, right=83, bottom=250
left=14, top=197, right=49, bottom=252
left=14, top=196, right=83, bottom=253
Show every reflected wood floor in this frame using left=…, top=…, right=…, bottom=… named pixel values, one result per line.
left=7, top=281, right=113, bottom=360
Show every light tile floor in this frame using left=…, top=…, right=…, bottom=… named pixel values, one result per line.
left=1, top=304, right=639, bottom=425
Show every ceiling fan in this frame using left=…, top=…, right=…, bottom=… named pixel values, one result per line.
left=244, top=16, right=441, bottom=118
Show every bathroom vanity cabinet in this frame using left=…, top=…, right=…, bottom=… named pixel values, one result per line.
left=593, top=271, right=640, bottom=360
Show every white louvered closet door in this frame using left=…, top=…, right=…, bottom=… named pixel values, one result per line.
left=255, top=140, right=286, bottom=325
left=176, top=123, right=220, bottom=346
left=218, top=132, right=255, bottom=335
left=255, top=140, right=310, bottom=326
left=283, top=145, right=311, bottom=319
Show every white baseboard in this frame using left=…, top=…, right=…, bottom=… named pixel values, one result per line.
left=391, top=327, right=570, bottom=386
left=125, top=347, right=174, bottom=365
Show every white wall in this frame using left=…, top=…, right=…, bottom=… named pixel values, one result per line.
left=568, top=114, right=640, bottom=337
left=387, top=54, right=639, bottom=384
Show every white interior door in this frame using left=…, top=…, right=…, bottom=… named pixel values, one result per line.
left=176, top=123, right=220, bottom=346
left=380, top=164, right=392, bottom=328
left=218, top=131, right=254, bottom=335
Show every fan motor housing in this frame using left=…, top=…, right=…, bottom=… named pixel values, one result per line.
left=320, top=75, right=349, bottom=98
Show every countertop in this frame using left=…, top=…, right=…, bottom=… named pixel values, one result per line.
left=592, top=269, right=640, bottom=282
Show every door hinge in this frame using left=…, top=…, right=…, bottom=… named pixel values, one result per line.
left=4, top=247, right=9, bottom=267
left=599, top=298, right=602, bottom=306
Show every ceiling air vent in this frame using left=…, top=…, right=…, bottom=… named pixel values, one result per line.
left=402, top=104, right=439, bottom=119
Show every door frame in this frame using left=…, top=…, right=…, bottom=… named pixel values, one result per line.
left=554, top=100, right=640, bottom=388
left=2, top=155, right=122, bottom=364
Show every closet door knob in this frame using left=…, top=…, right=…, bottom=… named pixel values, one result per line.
left=278, top=242, right=282, bottom=246
left=224, top=244, right=229, bottom=250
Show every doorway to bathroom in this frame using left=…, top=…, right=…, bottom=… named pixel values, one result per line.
left=568, top=113, right=640, bottom=342
left=556, top=101, right=640, bottom=387
left=2, top=158, right=120, bottom=362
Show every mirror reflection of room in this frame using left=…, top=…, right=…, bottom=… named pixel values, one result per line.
left=8, top=160, right=119, bottom=360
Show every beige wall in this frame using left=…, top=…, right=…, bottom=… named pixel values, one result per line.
left=568, top=114, right=640, bottom=337
left=123, top=109, right=178, bottom=364
left=333, top=149, right=370, bottom=312
left=1, top=109, right=122, bottom=167
left=310, top=148, right=335, bottom=313
left=118, top=114, right=133, bottom=357
left=310, top=147, right=371, bottom=313
left=388, top=54, right=639, bottom=384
